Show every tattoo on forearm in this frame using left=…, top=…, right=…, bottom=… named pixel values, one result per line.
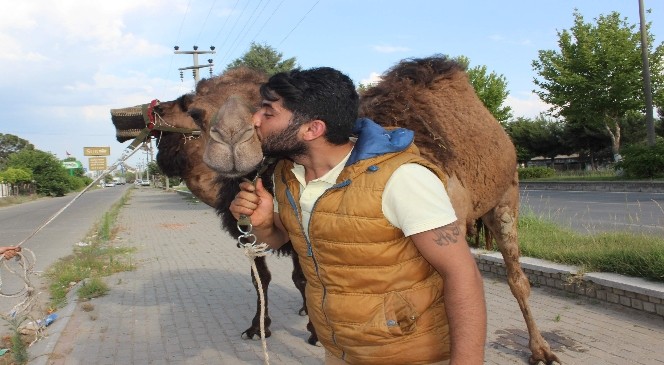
left=433, top=224, right=460, bottom=246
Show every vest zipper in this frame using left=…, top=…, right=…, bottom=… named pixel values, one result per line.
left=285, top=179, right=352, bottom=353
left=305, top=179, right=351, bottom=354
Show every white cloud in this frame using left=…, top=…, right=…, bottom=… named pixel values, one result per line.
left=488, top=33, right=532, bottom=46
left=371, top=44, right=411, bottom=53
left=360, top=72, right=382, bottom=86
left=505, top=92, right=551, bottom=119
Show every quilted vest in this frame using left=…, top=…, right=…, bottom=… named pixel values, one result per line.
left=273, top=125, right=451, bottom=364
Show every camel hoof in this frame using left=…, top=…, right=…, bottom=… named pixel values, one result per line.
left=528, top=354, right=561, bottom=365
left=241, top=327, right=272, bottom=340
left=307, top=335, right=320, bottom=346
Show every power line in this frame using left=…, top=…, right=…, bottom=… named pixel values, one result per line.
left=250, top=0, right=286, bottom=43
left=212, top=0, right=240, bottom=44
left=195, top=0, right=219, bottom=45
left=278, top=0, right=321, bottom=47
left=213, top=0, right=251, bottom=55
left=161, top=0, right=193, bottom=95
left=218, top=0, right=267, bottom=65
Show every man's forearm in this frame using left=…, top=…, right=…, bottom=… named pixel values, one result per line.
left=444, top=267, right=487, bottom=364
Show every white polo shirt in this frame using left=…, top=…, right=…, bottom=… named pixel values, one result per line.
left=275, top=150, right=457, bottom=238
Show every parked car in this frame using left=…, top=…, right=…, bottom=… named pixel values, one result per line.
left=141, top=180, right=151, bottom=186
left=104, top=182, right=116, bottom=187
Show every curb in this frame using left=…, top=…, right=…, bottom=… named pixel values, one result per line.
left=472, top=249, right=664, bottom=318
left=520, top=181, right=664, bottom=193
left=29, top=281, right=82, bottom=365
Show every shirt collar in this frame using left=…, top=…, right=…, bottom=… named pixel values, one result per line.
left=291, top=149, right=353, bottom=187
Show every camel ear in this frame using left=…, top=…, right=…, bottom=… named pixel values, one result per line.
left=188, top=108, right=207, bottom=129
left=301, top=119, right=326, bottom=141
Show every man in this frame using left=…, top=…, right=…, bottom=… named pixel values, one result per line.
left=230, top=67, right=486, bottom=364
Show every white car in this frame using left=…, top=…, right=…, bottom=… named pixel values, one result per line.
left=104, top=182, right=115, bottom=187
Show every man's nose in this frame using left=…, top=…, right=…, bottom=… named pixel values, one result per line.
left=252, top=111, right=261, bottom=127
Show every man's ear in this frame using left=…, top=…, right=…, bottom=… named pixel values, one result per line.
left=301, top=119, right=326, bottom=141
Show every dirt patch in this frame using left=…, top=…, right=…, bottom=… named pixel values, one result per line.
left=158, top=223, right=188, bottom=230
left=491, top=328, right=589, bottom=355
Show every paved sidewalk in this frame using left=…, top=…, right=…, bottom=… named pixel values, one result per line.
left=40, top=188, right=664, bottom=364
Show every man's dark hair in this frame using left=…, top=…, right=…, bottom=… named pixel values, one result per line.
left=259, top=67, right=359, bottom=145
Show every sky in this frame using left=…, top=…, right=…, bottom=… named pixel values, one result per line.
left=1, top=0, right=663, bottom=170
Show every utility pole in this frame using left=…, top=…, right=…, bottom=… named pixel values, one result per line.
left=638, top=0, right=656, bottom=146
left=174, top=45, right=216, bottom=86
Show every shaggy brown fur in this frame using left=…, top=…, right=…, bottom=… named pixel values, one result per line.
left=110, top=67, right=314, bottom=344
left=202, top=57, right=559, bottom=365
left=359, top=56, right=558, bottom=365
left=111, top=59, right=560, bottom=364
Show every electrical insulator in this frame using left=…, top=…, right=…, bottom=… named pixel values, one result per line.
left=179, top=70, right=184, bottom=82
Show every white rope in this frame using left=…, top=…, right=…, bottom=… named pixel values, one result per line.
left=1, top=248, right=36, bottom=317
left=1, top=144, right=142, bottom=320
left=238, top=234, right=272, bottom=365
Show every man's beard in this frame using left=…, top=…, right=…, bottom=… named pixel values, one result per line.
left=261, top=120, right=308, bottom=159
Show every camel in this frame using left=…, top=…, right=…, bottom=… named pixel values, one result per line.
left=111, top=58, right=560, bottom=364
left=110, top=67, right=315, bottom=344
left=203, top=57, right=560, bottom=365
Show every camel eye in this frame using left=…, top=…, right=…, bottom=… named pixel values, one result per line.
left=188, top=108, right=207, bottom=128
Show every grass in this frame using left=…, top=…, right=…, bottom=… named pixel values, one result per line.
left=0, top=194, right=41, bottom=208
left=522, top=169, right=664, bottom=182
left=1, top=190, right=134, bottom=364
left=512, top=211, right=664, bottom=282
left=44, top=188, right=135, bottom=308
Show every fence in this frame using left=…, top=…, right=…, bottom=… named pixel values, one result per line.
left=0, top=182, right=36, bottom=198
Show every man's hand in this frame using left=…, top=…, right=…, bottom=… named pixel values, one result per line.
left=230, top=178, right=274, bottom=230
left=0, top=246, right=21, bottom=260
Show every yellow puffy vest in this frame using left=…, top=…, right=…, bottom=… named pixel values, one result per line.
left=274, top=143, right=451, bottom=364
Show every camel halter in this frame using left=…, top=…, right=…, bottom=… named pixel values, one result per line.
left=235, top=156, right=277, bottom=365
left=126, top=99, right=202, bottom=150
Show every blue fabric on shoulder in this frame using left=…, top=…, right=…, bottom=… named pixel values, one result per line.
left=347, top=118, right=414, bottom=166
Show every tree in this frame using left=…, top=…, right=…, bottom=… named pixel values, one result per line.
left=0, top=167, right=32, bottom=184
left=455, top=56, right=513, bottom=125
left=226, top=42, right=297, bottom=75
left=533, top=10, right=664, bottom=162
left=0, top=134, right=34, bottom=169
left=7, top=149, right=71, bottom=196
left=506, top=116, right=567, bottom=164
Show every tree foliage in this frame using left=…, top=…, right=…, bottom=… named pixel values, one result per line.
left=226, top=42, right=297, bottom=75
left=0, top=133, right=34, bottom=169
left=455, top=56, right=512, bottom=124
left=7, top=149, right=71, bottom=196
left=615, top=138, right=664, bottom=178
left=506, top=116, right=567, bottom=164
left=532, top=10, right=664, bottom=160
left=0, top=167, right=32, bottom=184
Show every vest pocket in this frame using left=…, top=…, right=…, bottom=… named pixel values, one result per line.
left=383, top=291, right=419, bottom=336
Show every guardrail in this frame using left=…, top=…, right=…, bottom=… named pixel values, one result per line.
left=520, top=181, right=664, bottom=193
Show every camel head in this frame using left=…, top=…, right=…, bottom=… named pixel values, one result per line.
left=202, top=94, right=264, bottom=178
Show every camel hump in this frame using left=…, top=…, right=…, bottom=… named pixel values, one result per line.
left=382, top=55, right=464, bottom=87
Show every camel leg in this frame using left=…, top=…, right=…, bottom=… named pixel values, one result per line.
left=482, top=184, right=561, bottom=365
left=290, top=252, right=318, bottom=345
left=242, top=256, right=272, bottom=340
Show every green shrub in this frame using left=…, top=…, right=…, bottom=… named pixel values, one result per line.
left=616, top=139, right=664, bottom=179
left=518, top=166, right=556, bottom=179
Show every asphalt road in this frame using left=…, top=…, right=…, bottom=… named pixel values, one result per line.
left=0, top=184, right=132, bottom=315
left=519, top=188, right=664, bottom=236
